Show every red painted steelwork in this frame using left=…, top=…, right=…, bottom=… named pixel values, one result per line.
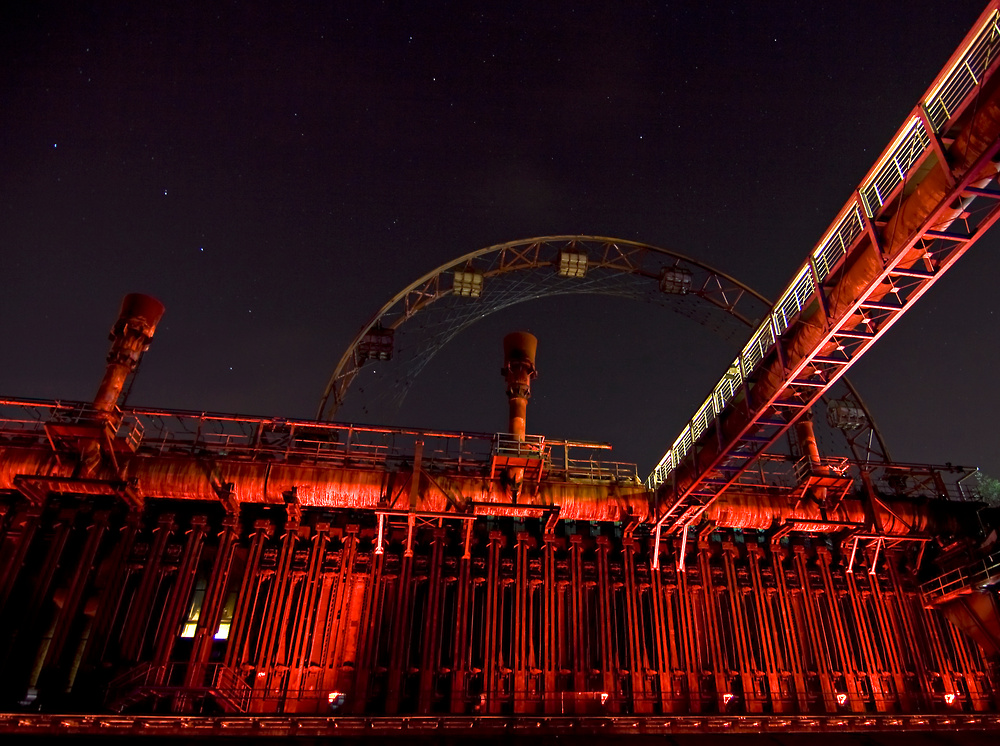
left=0, top=440, right=983, bottom=534
left=655, top=2, right=1000, bottom=535
left=502, top=332, right=537, bottom=441
left=92, top=294, right=165, bottom=414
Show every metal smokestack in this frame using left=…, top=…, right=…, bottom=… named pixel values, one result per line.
left=794, top=412, right=830, bottom=504
left=92, top=293, right=166, bottom=413
left=501, top=331, right=537, bottom=440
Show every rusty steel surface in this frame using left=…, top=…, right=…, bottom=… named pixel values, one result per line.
left=650, top=2, right=1000, bottom=535
left=0, top=431, right=985, bottom=531
left=3, top=7, right=1000, bottom=733
left=92, top=294, right=165, bottom=414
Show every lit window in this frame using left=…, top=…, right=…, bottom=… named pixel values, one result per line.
left=214, top=591, right=237, bottom=640
left=179, top=578, right=207, bottom=638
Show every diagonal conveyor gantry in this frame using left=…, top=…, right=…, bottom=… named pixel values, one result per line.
left=647, top=2, right=1000, bottom=550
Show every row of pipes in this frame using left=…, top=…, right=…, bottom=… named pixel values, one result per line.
left=0, top=502, right=995, bottom=714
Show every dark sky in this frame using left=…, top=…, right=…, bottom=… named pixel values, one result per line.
left=2, top=1, right=998, bottom=478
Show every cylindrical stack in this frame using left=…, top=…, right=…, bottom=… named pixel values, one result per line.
left=501, top=332, right=537, bottom=440
left=92, top=293, right=166, bottom=413
left=501, top=332, right=537, bottom=495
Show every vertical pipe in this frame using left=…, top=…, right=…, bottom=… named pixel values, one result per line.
left=594, top=534, right=616, bottom=711
left=417, top=526, right=446, bottom=713
left=328, top=526, right=361, bottom=695
left=253, top=513, right=299, bottom=701
left=186, top=512, right=239, bottom=690
left=542, top=530, right=557, bottom=713
left=843, top=571, right=886, bottom=711
left=285, top=521, right=328, bottom=705
left=352, top=537, right=387, bottom=715
left=746, top=543, right=783, bottom=713
left=385, top=525, right=415, bottom=713
left=920, top=605, right=957, bottom=703
left=513, top=531, right=529, bottom=713
left=84, top=512, right=140, bottom=670
left=653, top=569, right=678, bottom=713
left=875, top=564, right=919, bottom=710
left=721, top=542, right=757, bottom=712
left=770, top=544, right=809, bottom=712
left=568, top=534, right=585, bottom=700
left=0, top=505, right=44, bottom=614
left=224, top=520, right=271, bottom=671
left=816, top=547, right=870, bottom=710
left=120, top=513, right=175, bottom=662
left=483, top=530, right=502, bottom=714
left=15, top=509, right=73, bottom=701
left=792, top=545, right=843, bottom=712
left=41, top=509, right=111, bottom=680
left=449, top=521, right=473, bottom=714
left=676, top=549, right=701, bottom=711
left=697, top=539, right=728, bottom=711
left=151, top=516, right=207, bottom=670
left=622, top=537, right=649, bottom=712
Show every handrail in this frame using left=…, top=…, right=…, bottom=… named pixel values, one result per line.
left=648, top=7, right=1000, bottom=489
left=921, top=549, right=1000, bottom=602
left=0, top=398, right=632, bottom=482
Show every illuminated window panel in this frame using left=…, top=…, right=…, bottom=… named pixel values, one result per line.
left=557, top=250, right=588, bottom=278
left=179, top=579, right=207, bottom=638
left=453, top=270, right=484, bottom=298
left=214, top=591, right=237, bottom=640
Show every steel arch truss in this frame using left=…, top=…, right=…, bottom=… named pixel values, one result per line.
left=318, top=235, right=889, bottom=473
left=318, top=236, right=767, bottom=422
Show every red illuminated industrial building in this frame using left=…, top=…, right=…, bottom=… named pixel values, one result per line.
left=4, top=3, right=1000, bottom=741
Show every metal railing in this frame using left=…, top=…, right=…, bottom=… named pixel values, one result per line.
left=648, top=8, right=1000, bottom=489
left=492, top=433, right=546, bottom=459
left=1, top=397, right=635, bottom=488
left=920, top=549, right=1000, bottom=603
left=106, top=662, right=252, bottom=714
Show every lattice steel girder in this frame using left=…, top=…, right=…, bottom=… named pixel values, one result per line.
left=648, top=4, right=1000, bottom=494
left=317, top=236, right=770, bottom=420
left=655, top=56, right=1000, bottom=534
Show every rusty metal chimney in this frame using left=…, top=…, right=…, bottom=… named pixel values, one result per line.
left=501, top=331, right=537, bottom=440
left=794, top=411, right=831, bottom=504
left=92, top=293, right=166, bottom=414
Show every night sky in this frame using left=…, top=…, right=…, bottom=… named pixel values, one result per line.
left=2, top=1, right=998, bottom=478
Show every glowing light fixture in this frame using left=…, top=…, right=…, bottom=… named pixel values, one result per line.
left=453, top=270, right=484, bottom=297
left=944, top=693, right=957, bottom=704
left=328, top=691, right=346, bottom=711
left=836, top=693, right=848, bottom=706
left=557, top=250, right=588, bottom=278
